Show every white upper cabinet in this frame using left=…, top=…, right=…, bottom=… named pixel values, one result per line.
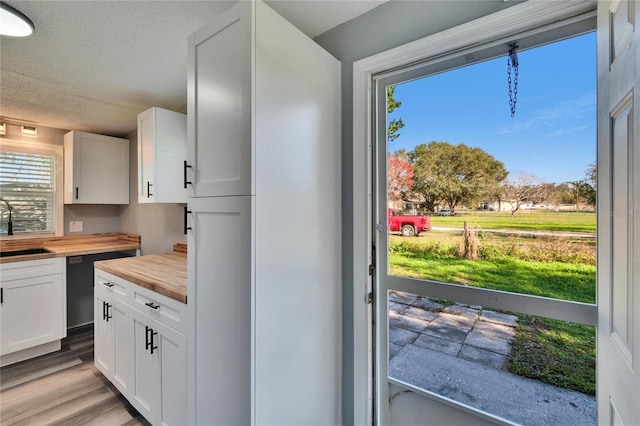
left=64, top=131, right=129, bottom=204
left=137, top=107, right=187, bottom=203
left=187, top=2, right=252, bottom=198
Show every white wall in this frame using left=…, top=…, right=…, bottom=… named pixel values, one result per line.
left=313, top=1, right=522, bottom=424
left=64, top=204, right=121, bottom=234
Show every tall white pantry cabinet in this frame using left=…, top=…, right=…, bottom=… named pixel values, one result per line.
left=186, top=1, right=341, bottom=425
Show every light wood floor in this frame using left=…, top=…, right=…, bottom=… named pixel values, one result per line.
left=0, top=328, right=150, bottom=426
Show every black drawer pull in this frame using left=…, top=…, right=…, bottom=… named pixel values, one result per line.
left=105, top=303, right=112, bottom=321
left=102, top=301, right=107, bottom=321
left=75, top=187, right=79, bottom=200
left=102, top=282, right=114, bottom=288
left=147, top=181, right=153, bottom=198
left=184, top=161, right=192, bottom=188
left=145, top=302, right=160, bottom=310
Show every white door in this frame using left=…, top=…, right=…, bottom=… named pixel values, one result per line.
left=0, top=274, right=63, bottom=355
left=187, top=2, right=252, bottom=198
left=354, top=1, right=638, bottom=424
left=111, top=297, right=130, bottom=394
left=94, top=292, right=114, bottom=378
left=130, top=310, right=161, bottom=423
left=187, top=196, right=252, bottom=425
left=596, top=1, right=640, bottom=424
left=157, top=321, right=187, bottom=426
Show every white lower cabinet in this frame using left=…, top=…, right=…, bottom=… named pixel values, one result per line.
left=94, top=287, right=130, bottom=395
left=130, top=308, right=187, bottom=426
left=0, top=257, right=66, bottom=364
left=94, top=268, right=186, bottom=426
left=130, top=309, right=161, bottom=422
left=188, top=196, right=252, bottom=425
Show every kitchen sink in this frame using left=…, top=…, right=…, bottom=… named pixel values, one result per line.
left=0, top=248, right=53, bottom=257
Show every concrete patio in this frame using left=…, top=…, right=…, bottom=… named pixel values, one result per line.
left=387, top=291, right=596, bottom=425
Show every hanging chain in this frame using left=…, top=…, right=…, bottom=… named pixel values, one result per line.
left=507, top=44, right=519, bottom=118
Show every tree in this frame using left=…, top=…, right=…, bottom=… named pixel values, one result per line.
left=408, top=144, right=441, bottom=212
left=388, top=151, right=414, bottom=203
left=387, top=86, right=405, bottom=143
left=502, top=173, right=546, bottom=216
left=585, top=161, right=596, bottom=188
left=584, top=162, right=597, bottom=206
left=570, top=180, right=595, bottom=210
left=536, top=182, right=560, bottom=207
left=554, top=182, right=574, bottom=205
left=409, top=142, right=507, bottom=213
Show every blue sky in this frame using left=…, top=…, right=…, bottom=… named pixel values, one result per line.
left=388, top=32, right=596, bottom=184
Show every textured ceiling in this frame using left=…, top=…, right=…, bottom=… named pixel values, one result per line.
left=0, top=0, right=385, bottom=138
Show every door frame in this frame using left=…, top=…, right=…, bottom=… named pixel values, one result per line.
left=352, top=1, right=597, bottom=424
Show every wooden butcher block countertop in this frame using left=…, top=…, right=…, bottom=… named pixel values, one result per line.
left=94, top=251, right=187, bottom=304
left=0, top=233, right=140, bottom=264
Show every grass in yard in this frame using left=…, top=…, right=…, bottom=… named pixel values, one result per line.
left=388, top=250, right=596, bottom=303
left=507, top=315, right=596, bottom=395
left=430, top=210, right=596, bottom=233
left=388, top=233, right=596, bottom=394
left=390, top=232, right=596, bottom=265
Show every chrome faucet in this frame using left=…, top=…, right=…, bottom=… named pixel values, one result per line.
left=0, top=198, right=14, bottom=235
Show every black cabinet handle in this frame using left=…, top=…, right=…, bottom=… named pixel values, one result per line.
left=183, top=161, right=192, bottom=188
left=145, top=325, right=158, bottom=354
left=75, top=187, right=79, bottom=200
left=1, top=288, right=3, bottom=304
left=102, top=282, right=114, bottom=288
left=150, top=329, right=158, bottom=354
left=147, top=181, right=153, bottom=198
left=184, top=206, right=192, bottom=234
left=145, top=325, right=151, bottom=350
left=101, top=301, right=112, bottom=322
left=145, top=302, right=160, bottom=310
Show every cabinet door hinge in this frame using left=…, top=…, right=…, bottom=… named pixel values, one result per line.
left=366, top=292, right=373, bottom=304
left=368, top=264, right=375, bottom=276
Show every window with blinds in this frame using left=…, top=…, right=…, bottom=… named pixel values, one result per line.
left=0, top=147, right=57, bottom=234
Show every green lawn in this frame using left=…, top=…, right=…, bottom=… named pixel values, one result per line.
left=389, top=251, right=596, bottom=303
left=508, top=316, right=596, bottom=395
left=430, top=210, right=596, bottom=233
left=388, top=233, right=596, bottom=394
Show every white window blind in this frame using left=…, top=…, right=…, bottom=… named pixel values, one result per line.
left=0, top=148, right=56, bottom=234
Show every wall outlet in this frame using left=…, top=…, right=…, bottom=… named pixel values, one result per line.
left=69, top=221, right=83, bottom=232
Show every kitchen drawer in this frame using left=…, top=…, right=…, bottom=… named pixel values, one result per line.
left=130, top=283, right=186, bottom=334
left=94, top=269, right=129, bottom=303
left=0, top=257, right=63, bottom=281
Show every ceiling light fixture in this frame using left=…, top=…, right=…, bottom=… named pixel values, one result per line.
left=0, top=2, right=34, bottom=37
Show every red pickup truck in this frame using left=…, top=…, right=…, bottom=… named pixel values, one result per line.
left=388, top=209, right=431, bottom=237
